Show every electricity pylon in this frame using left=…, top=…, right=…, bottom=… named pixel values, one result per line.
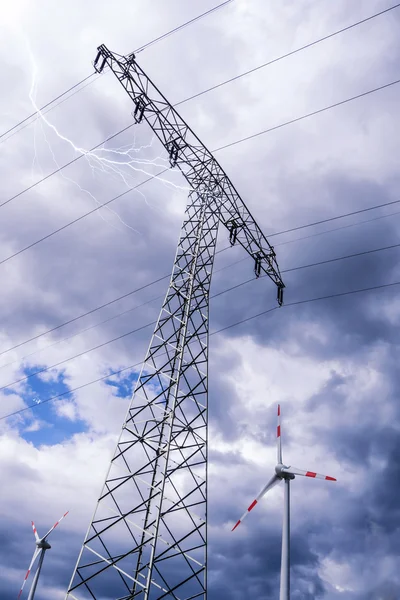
left=66, top=46, right=285, bottom=600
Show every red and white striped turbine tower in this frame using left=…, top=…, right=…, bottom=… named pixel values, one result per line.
left=232, top=405, right=336, bottom=600
left=18, top=511, right=69, bottom=600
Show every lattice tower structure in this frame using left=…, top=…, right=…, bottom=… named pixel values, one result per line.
left=66, top=45, right=284, bottom=600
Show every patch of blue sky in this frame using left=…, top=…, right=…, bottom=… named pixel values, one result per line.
left=16, top=366, right=87, bottom=447
left=104, top=369, right=139, bottom=399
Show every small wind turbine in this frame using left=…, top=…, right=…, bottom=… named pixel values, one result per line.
left=18, top=511, right=69, bottom=600
left=232, top=405, right=336, bottom=600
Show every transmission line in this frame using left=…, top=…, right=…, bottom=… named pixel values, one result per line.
left=0, top=274, right=169, bottom=358
left=0, top=272, right=257, bottom=391
left=3, top=2, right=398, bottom=144
left=176, top=2, right=400, bottom=108
left=275, top=206, right=400, bottom=248
left=2, top=238, right=399, bottom=362
left=214, top=77, right=400, bottom=152
left=3, top=236, right=400, bottom=391
left=2, top=73, right=399, bottom=216
left=281, top=241, right=400, bottom=273
left=268, top=198, right=400, bottom=238
left=3, top=275, right=400, bottom=422
left=0, top=254, right=244, bottom=371
left=0, top=0, right=234, bottom=143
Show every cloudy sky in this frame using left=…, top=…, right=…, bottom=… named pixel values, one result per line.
left=1, top=0, right=400, bottom=598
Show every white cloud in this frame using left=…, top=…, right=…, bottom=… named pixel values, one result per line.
left=1, top=0, right=400, bottom=597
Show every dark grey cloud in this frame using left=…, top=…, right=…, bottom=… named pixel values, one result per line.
left=1, top=0, right=400, bottom=598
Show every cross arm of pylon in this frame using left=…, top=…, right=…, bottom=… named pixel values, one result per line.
left=93, top=44, right=285, bottom=304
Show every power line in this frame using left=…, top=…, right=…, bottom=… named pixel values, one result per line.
left=3, top=2, right=397, bottom=145
left=3, top=275, right=400, bottom=421
left=0, top=254, right=243, bottom=371
left=0, top=274, right=169, bottom=358
left=210, top=280, right=400, bottom=334
left=213, top=77, right=400, bottom=152
left=0, top=172, right=164, bottom=268
left=0, top=272, right=255, bottom=391
left=274, top=206, right=400, bottom=248
left=0, top=74, right=96, bottom=142
left=0, top=124, right=137, bottom=210
left=175, top=2, right=400, bottom=108
left=267, top=198, right=400, bottom=238
left=0, top=243, right=233, bottom=359
left=0, top=321, right=156, bottom=394
left=2, top=236, right=399, bottom=364
left=2, top=71, right=398, bottom=220
left=134, top=0, right=234, bottom=53
left=281, top=241, right=400, bottom=273
left=2, top=236, right=400, bottom=392
left=0, top=0, right=234, bottom=143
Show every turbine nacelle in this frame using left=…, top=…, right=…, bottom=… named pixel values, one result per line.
left=275, top=463, right=294, bottom=479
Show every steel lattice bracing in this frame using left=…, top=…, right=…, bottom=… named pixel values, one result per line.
left=66, top=47, right=285, bottom=600
left=92, top=45, right=284, bottom=301
left=67, top=191, right=219, bottom=600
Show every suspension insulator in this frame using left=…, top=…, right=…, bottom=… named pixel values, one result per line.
left=133, top=99, right=146, bottom=123
left=277, top=284, right=284, bottom=306
left=94, top=50, right=107, bottom=73
left=254, top=253, right=262, bottom=278
left=169, top=143, right=179, bottom=168
left=229, top=221, right=238, bottom=246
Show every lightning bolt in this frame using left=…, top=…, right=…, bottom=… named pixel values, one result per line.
left=22, top=37, right=193, bottom=235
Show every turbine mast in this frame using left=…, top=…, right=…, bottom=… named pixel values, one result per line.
left=280, top=478, right=290, bottom=600
left=27, top=548, right=47, bottom=600
left=66, top=46, right=285, bottom=600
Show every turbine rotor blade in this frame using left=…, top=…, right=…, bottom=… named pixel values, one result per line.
left=232, top=474, right=280, bottom=531
left=17, top=548, right=40, bottom=599
left=282, top=466, right=336, bottom=481
left=42, top=511, right=69, bottom=541
left=277, top=404, right=282, bottom=463
left=31, top=521, right=39, bottom=542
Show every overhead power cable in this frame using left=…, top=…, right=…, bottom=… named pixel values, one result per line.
left=2, top=73, right=399, bottom=215
left=281, top=241, right=400, bottom=273
left=175, top=2, right=400, bottom=108
left=2, top=236, right=400, bottom=390
left=0, top=272, right=256, bottom=391
left=0, top=274, right=169, bottom=358
left=267, top=198, right=400, bottom=238
left=213, top=77, right=400, bottom=152
left=0, top=255, right=246, bottom=371
left=0, top=0, right=234, bottom=143
left=214, top=280, right=400, bottom=334
left=0, top=74, right=96, bottom=142
left=2, top=2, right=398, bottom=144
left=3, top=275, right=400, bottom=421
left=274, top=206, right=400, bottom=248
left=2, top=237, right=400, bottom=362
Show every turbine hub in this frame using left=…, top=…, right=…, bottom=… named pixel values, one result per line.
left=275, top=463, right=286, bottom=477
left=37, top=540, right=51, bottom=550
left=275, top=464, right=295, bottom=479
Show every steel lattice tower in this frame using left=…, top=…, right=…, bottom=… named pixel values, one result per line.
left=66, top=46, right=284, bottom=600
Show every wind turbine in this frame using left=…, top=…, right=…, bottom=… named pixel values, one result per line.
left=232, top=405, right=336, bottom=600
left=18, top=511, right=69, bottom=600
